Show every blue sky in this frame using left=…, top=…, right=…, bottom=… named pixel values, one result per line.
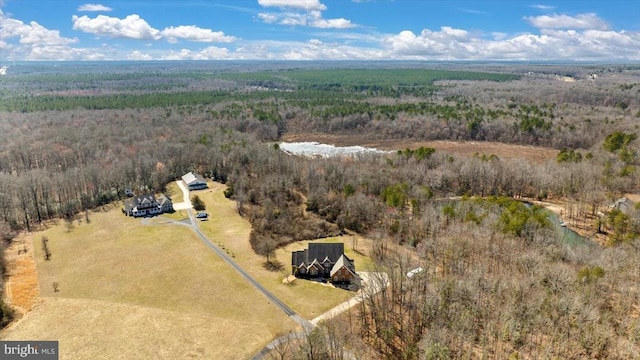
left=0, top=0, right=638, bottom=61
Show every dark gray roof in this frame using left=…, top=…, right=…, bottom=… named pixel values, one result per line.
left=292, top=250, right=305, bottom=266
left=308, top=243, right=344, bottom=264
left=292, top=243, right=345, bottom=267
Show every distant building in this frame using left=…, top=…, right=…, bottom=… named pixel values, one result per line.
left=182, top=172, right=208, bottom=191
left=291, top=243, right=356, bottom=284
left=610, top=197, right=636, bottom=215
left=123, top=194, right=173, bottom=217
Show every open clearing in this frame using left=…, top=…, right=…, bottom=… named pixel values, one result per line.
left=281, top=132, right=558, bottom=164
left=192, top=182, right=374, bottom=320
left=1, top=204, right=296, bottom=360
left=2, top=181, right=371, bottom=359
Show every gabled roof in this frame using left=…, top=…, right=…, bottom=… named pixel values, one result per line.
left=291, top=250, right=306, bottom=267
left=182, top=172, right=207, bottom=185
left=156, top=194, right=171, bottom=205
left=330, top=254, right=356, bottom=277
left=308, top=243, right=344, bottom=264
left=292, top=243, right=355, bottom=277
left=136, top=194, right=156, bottom=205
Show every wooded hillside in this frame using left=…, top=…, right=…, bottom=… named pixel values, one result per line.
left=1, top=62, right=639, bottom=358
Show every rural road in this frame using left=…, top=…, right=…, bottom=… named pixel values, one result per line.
left=175, top=181, right=313, bottom=331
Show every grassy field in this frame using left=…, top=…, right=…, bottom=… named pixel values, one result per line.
left=195, top=182, right=374, bottom=319
left=1, top=203, right=296, bottom=360
left=1, top=181, right=373, bottom=358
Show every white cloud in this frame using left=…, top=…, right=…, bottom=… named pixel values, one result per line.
left=1, top=1, right=639, bottom=62
left=72, top=14, right=234, bottom=43
left=0, top=17, right=78, bottom=46
left=257, top=0, right=355, bottom=29
left=128, top=50, right=153, bottom=60
left=160, top=25, right=235, bottom=43
left=383, top=26, right=640, bottom=61
left=78, top=4, right=113, bottom=12
left=530, top=4, right=555, bottom=10
left=279, top=39, right=384, bottom=60
left=257, top=0, right=326, bottom=11
left=524, top=13, right=608, bottom=30
left=258, top=9, right=356, bottom=29
left=311, top=17, right=354, bottom=29
left=257, top=13, right=278, bottom=24
left=72, top=14, right=162, bottom=40
left=160, top=46, right=231, bottom=60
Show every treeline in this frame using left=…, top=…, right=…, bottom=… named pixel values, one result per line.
left=0, top=107, right=278, bottom=231
left=0, top=102, right=638, bottom=240
left=3, top=67, right=638, bottom=152
left=0, top=105, right=638, bottom=357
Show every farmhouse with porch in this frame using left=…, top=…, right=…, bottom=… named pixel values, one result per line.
left=182, top=172, right=208, bottom=190
left=124, top=193, right=173, bottom=217
left=291, top=243, right=356, bottom=284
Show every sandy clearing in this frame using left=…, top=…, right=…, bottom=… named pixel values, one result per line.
left=281, top=133, right=558, bottom=164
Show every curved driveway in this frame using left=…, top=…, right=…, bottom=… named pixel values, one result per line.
left=170, top=180, right=384, bottom=359
left=175, top=181, right=312, bottom=331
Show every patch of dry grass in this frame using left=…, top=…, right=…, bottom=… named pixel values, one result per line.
left=2, top=203, right=296, bottom=359
left=1, top=297, right=275, bottom=360
left=3, top=234, right=40, bottom=315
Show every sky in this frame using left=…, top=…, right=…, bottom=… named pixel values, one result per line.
left=0, top=0, right=638, bottom=61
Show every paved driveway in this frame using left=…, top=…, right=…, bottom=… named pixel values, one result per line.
left=172, top=180, right=193, bottom=210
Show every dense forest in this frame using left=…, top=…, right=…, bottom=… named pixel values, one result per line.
left=1, top=62, right=639, bottom=358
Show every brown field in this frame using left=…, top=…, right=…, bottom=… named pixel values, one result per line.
left=1, top=203, right=297, bottom=359
left=2, top=233, right=40, bottom=317
left=281, top=132, right=559, bottom=164
left=2, top=181, right=373, bottom=359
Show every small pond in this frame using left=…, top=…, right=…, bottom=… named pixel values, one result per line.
left=546, top=210, right=595, bottom=247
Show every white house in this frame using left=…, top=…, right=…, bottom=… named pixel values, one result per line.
left=182, top=172, right=208, bottom=191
